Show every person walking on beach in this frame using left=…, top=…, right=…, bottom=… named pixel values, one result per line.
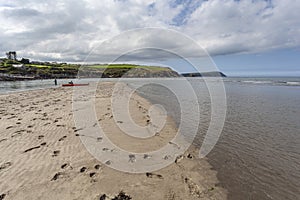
left=54, top=78, right=57, bottom=85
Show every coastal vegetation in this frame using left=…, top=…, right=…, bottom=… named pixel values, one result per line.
left=0, top=58, right=179, bottom=80
left=0, top=56, right=226, bottom=81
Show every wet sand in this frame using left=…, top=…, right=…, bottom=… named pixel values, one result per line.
left=0, top=82, right=226, bottom=199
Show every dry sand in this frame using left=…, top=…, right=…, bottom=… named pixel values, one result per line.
left=0, top=82, right=227, bottom=200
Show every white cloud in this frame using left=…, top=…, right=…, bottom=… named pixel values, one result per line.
left=186, top=0, right=300, bottom=54
left=0, top=0, right=299, bottom=62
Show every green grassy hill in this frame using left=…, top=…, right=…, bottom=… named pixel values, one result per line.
left=0, top=59, right=180, bottom=80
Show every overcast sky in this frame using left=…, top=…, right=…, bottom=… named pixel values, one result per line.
left=0, top=0, right=299, bottom=76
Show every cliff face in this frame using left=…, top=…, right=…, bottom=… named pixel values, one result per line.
left=101, top=67, right=180, bottom=78
left=77, top=66, right=180, bottom=78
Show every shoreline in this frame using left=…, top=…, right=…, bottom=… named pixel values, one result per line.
left=0, top=83, right=227, bottom=199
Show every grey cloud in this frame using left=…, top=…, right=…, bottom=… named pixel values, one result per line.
left=3, top=8, right=41, bottom=18
left=83, top=28, right=209, bottom=63
left=0, top=0, right=299, bottom=62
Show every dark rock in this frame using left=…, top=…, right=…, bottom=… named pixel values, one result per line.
left=0, top=193, right=6, bottom=200
left=99, top=194, right=106, bottom=200
left=112, top=191, right=132, bottom=200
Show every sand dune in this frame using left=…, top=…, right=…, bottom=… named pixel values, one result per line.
left=0, top=82, right=226, bottom=200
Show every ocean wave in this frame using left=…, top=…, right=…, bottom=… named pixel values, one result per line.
left=285, top=81, right=300, bottom=86
left=238, top=80, right=300, bottom=86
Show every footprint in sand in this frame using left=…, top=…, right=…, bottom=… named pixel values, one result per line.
left=175, top=155, right=184, bottom=164
left=7, top=115, right=17, bottom=119
left=187, top=154, right=193, bottom=159
left=11, top=132, right=22, bottom=138
left=61, top=163, right=68, bottom=169
left=102, top=148, right=110, bottom=152
left=6, top=126, right=14, bottom=130
left=56, top=124, right=66, bottom=127
left=0, top=138, right=7, bottom=143
left=61, top=163, right=73, bottom=170
left=38, top=135, right=44, bottom=139
left=52, top=150, right=60, bottom=157
left=80, top=167, right=87, bottom=173
left=51, top=172, right=63, bottom=181
left=146, top=172, right=163, bottom=179
left=24, top=146, right=40, bottom=153
left=74, top=128, right=83, bottom=133
left=128, top=154, right=136, bottom=163
left=168, top=141, right=180, bottom=149
left=163, top=155, right=171, bottom=160
left=0, top=162, right=12, bottom=171
left=89, top=172, right=96, bottom=178
left=11, top=130, right=25, bottom=138
left=58, top=136, right=67, bottom=141
left=94, top=164, right=101, bottom=170
left=143, top=154, right=152, bottom=159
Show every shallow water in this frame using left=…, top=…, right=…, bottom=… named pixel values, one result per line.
left=130, top=77, right=300, bottom=200
left=208, top=83, right=300, bottom=199
left=0, top=78, right=93, bottom=94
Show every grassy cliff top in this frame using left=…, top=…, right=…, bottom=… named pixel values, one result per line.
left=0, top=59, right=179, bottom=79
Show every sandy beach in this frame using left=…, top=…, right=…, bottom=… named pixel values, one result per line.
left=0, top=82, right=226, bottom=200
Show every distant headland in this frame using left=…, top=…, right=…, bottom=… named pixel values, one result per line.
left=181, top=72, right=226, bottom=77
left=0, top=52, right=226, bottom=81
